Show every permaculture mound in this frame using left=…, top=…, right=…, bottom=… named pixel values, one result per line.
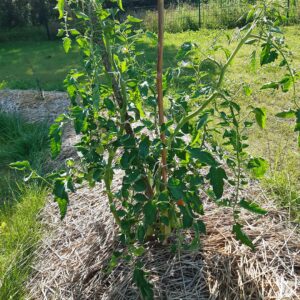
left=27, top=179, right=300, bottom=299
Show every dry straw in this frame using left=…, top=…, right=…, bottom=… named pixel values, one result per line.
left=27, top=177, right=300, bottom=299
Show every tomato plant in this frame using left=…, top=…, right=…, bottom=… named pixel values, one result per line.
left=11, top=0, right=299, bottom=298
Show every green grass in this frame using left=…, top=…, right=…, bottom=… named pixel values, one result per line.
left=0, top=185, right=47, bottom=299
left=0, top=112, right=50, bottom=203
left=0, top=113, right=51, bottom=298
left=0, top=26, right=50, bottom=43
left=0, top=39, right=80, bottom=91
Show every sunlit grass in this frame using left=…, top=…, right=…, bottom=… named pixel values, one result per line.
left=0, top=185, right=47, bottom=299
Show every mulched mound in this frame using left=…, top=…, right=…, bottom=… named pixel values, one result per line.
left=27, top=182, right=300, bottom=299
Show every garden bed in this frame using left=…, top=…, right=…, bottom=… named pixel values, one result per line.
left=27, top=179, right=300, bottom=299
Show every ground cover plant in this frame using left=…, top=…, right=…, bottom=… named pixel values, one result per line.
left=12, top=0, right=300, bottom=298
left=0, top=112, right=50, bottom=203
left=0, top=185, right=47, bottom=299
left=0, top=113, right=50, bottom=298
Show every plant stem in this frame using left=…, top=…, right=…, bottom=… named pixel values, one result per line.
left=100, top=27, right=154, bottom=199
left=229, top=105, right=242, bottom=208
left=168, top=92, right=219, bottom=148
left=168, top=22, right=257, bottom=149
left=217, top=22, right=257, bottom=89
left=104, top=148, right=121, bottom=225
left=157, top=0, right=168, bottom=187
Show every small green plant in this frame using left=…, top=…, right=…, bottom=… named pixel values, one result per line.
left=12, top=0, right=299, bottom=298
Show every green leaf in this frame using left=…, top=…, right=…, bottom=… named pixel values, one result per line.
left=247, top=157, right=268, bottom=178
left=239, top=199, right=267, bottom=215
left=133, top=266, right=154, bottom=300
left=253, top=107, right=266, bottom=129
left=49, top=123, right=62, bottom=159
left=53, top=179, right=69, bottom=219
left=9, top=160, right=31, bottom=171
left=63, top=37, right=72, bottom=53
left=75, top=11, right=90, bottom=20
left=295, top=109, right=300, bottom=129
left=188, top=149, right=217, bottom=166
left=208, top=167, right=227, bottom=199
left=232, top=223, right=254, bottom=250
left=260, top=44, right=278, bottom=66
left=57, top=28, right=64, bottom=37
left=133, top=179, right=147, bottom=192
left=182, top=207, right=193, bottom=229
left=246, top=8, right=255, bottom=22
left=261, top=82, right=279, bottom=90
left=56, top=197, right=68, bottom=219
left=245, top=38, right=258, bottom=45
left=143, top=202, right=156, bottom=226
left=243, top=85, right=252, bottom=96
left=124, top=171, right=141, bottom=184
left=196, top=220, right=206, bottom=234
left=279, top=59, right=287, bottom=67
left=134, top=193, right=148, bottom=202
left=275, top=110, right=296, bottom=119
left=137, top=225, right=145, bottom=242
left=145, top=31, right=157, bottom=44
left=197, top=113, right=209, bottom=129
left=70, top=106, right=88, bottom=134
left=127, top=15, right=142, bottom=23
left=56, top=0, right=64, bottom=19
left=117, top=0, right=124, bottom=10
left=70, top=29, right=80, bottom=36
left=168, top=178, right=184, bottom=200
left=132, top=246, right=145, bottom=257
left=279, top=75, right=293, bottom=93
left=176, top=42, right=196, bottom=60
left=139, top=136, right=150, bottom=159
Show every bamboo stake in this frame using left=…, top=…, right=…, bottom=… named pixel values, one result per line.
left=157, top=0, right=168, bottom=186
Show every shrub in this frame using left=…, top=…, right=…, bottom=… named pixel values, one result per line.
left=14, top=0, right=300, bottom=298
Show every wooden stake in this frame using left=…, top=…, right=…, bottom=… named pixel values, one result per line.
left=157, top=0, right=168, bottom=186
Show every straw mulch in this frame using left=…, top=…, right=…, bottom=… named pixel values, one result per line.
left=27, top=178, right=300, bottom=300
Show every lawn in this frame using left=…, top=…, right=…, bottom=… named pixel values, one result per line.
left=0, top=40, right=80, bottom=91
left=0, top=26, right=299, bottom=220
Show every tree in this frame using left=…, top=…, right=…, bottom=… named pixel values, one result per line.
left=0, top=0, right=57, bottom=39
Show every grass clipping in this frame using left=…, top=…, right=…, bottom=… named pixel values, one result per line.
left=27, top=179, right=300, bottom=299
